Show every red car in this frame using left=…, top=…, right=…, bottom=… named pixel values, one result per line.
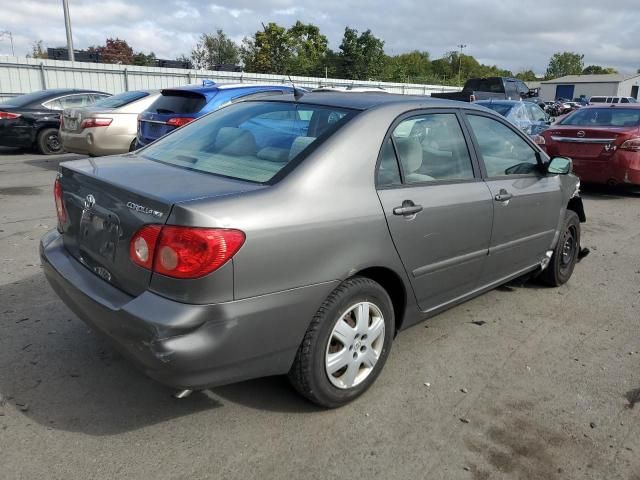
left=541, top=105, right=640, bottom=186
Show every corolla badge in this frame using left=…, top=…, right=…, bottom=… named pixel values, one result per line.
left=126, top=201, right=163, bottom=218
left=577, top=131, right=586, bottom=138
left=84, top=194, right=96, bottom=209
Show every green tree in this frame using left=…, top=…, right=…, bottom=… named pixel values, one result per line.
left=287, top=21, right=329, bottom=76
left=241, top=23, right=292, bottom=74
left=582, top=65, right=618, bottom=75
left=191, top=30, right=239, bottom=69
left=338, top=27, right=386, bottom=80
left=132, top=51, right=156, bottom=66
left=545, top=52, right=584, bottom=80
left=383, top=51, right=431, bottom=83
left=28, top=40, right=48, bottom=59
left=515, top=70, right=538, bottom=81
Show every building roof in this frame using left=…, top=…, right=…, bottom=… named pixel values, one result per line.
left=542, top=73, right=640, bottom=84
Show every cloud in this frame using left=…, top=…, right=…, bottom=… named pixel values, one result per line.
left=1, top=0, right=639, bottom=74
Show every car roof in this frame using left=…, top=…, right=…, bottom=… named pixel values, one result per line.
left=257, top=91, right=490, bottom=112
left=164, top=82, right=293, bottom=94
left=580, top=104, right=640, bottom=109
left=0, top=88, right=110, bottom=108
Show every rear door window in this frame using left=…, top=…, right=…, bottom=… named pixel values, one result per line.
left=150, top=91, right=207, bottom=114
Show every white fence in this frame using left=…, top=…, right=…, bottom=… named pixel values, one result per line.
left=0, top=55, right=459, bottom=101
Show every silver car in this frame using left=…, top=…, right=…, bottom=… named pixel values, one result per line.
left=41, top=93, right=585, bottom=407
left=60, top=90, right=160, bottom=156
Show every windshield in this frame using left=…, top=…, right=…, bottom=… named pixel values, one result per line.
left=559, top=108, right=640, bottom=127
left=140, top=101, right=357, bottom=183
left=477, top=103, right=513, bottom=116
left=93, top=91, right=149, bottom=108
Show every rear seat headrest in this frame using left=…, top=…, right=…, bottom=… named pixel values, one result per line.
left=215, top=127, right=257, bottom=156
left=289, top=136, right=316, bottom=161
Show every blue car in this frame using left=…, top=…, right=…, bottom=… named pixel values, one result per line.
left=136, top=81, right=296, bottom=148
left=474, top=100, right=550, bottom=137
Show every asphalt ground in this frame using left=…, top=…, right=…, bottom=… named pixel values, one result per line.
left=1, top=148, right=639, bottom=479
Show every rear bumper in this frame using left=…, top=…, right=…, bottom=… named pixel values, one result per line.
left=571, top=151, right=640, bottom=186
left=40, top=229, right=338, bottom=390
left=60, top=130, right=133, bottom=156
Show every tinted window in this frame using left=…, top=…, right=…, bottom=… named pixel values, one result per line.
left=391, top=113, right=474, bottom=183
left=465, top=78, right=504, bottom=93
left=559, top=108, right=640, bottom=127
left=467, top=115, right=539, bottom=177
left=150, top=91, right=207, bottom=114
left=590, top=97, right=606, bottom=103
left=140, top=101, right=356, bottom=183
left=376, top=139, right=401, bottom=187
left=93, top=91, right=147, bottom=108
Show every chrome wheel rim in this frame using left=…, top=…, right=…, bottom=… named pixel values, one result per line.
left=325, top=301, right=385, bottom=389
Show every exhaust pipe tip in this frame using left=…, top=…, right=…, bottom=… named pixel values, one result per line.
left=173, top=389, right=193, bottom=399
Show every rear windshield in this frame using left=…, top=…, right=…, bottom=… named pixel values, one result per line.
left=477, top=103, right=513, bottom=116
left=465, top=78, right=504, bottom=93
left=139, top=101, right=357, bottom=183
left=93, top=91, right=149, bottom=108
left=559, top=108, right=640, bottom=127
left=149, top=91, right=208, bottom=114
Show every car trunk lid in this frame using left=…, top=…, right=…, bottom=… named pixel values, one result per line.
left=57, top=154, right=264, bottom=296
left=546, top=127, right=627, bottom=159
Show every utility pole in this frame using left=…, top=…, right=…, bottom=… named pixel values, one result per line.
left=457, top=44, right=467, bottom=85
left=62, top=0, right=75, bottom=61
left=0, top=31, right=14, bottom=56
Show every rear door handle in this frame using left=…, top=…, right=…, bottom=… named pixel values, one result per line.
left=494, top=189, right=513, bottom=202
left=393, top=200, right=423, bottom=216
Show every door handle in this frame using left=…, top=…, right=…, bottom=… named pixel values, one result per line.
left=494, top=189, right=513, bottom=202
left=393, top=200, right=423, bottom=216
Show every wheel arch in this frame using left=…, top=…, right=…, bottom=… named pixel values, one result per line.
left=354, top=266, right=410, bottom=332
left=567, top=196, right=586, bottom=223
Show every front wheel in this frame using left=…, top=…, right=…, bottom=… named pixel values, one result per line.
left=36, top=128, right=63, bottom=155
left=288, top=277, right=395, bottom=408
left=540, top=210, right=580, bottom=286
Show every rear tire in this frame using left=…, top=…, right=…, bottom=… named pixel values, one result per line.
left=36, top=128, right=63, bottom=155
left=288, top=277, right=394, bottom=408
left=539, top=210, right=580, bottom=286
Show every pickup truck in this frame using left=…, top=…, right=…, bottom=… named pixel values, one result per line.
left=432, top=77, right=536, bottom=103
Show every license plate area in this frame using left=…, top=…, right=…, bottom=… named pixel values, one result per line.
left=558, top=143, right=603, bottom=158
left=78, top=205, right=121, bottom=266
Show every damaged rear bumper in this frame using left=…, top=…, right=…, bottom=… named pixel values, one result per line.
left=40, top=229, right=338, bottom=390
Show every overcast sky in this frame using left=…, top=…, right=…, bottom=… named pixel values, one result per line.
left=2, top=0, right=639, bottom=75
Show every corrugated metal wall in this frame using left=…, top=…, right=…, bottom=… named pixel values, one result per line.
left=0, top=55, right=459, bottom=100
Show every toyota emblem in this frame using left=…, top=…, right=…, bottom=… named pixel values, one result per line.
left=577, top=131, right=586, bottom=138
left=84, top=194, right=96, bottom=209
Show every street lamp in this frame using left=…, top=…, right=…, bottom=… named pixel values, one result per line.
left=62, top=0, right=75, bottom=61
left=457, top=44, right=467, bottom=85
left=0, top=30, right=15, bottom=56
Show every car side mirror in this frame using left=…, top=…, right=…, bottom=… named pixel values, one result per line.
left=547, top=156, right=572, bottom=175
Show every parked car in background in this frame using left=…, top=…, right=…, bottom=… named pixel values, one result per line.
left=431, top=77, right=537, bottom=103
left=541, top=105, right=640, bottom=186
left=0, top=89, right=110, bottom=154
left=42, top=92, right=584, bottom=408
left=589, top=96, right=638, bottom=104
left=136, top=81, right=296, bottom=148
left=60, top=90, right=160, bottom=156
left=475, top=100, right=550, bottom=136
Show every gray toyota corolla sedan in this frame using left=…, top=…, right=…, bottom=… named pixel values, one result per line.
left=40, top=92, right=585, bottom=407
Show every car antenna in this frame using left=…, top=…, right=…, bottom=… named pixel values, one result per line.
left=288, top=75, right=304, bottom=101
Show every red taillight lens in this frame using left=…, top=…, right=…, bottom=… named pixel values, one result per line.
left=620, top=138, right=640, bottom=152
left=54, top=178, right=67, bottom=226
left=129, top=226, right=245, bottom=279
left=129, top=225, right=162, bottom=269
left=80, top=118, right=113, bottom=129
left=0, top=111, right=21, bottom=119
left=166, top=117, right=195, bottom=127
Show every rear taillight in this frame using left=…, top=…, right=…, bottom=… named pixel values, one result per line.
left=166, top=117, right=195, bottom=127
left=130, top=225, right=245, bottom=279
left=80, top=118, right=113, bottom=129
left=0, top=111, right=21, bottom=119
left=620, top=138, right=640, bottom=152
left=54, top=178, right=67, bottom=226
left=532, top=134, right=546, bottom=145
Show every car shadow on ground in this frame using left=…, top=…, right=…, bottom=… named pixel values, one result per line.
left=0, top=273, right=319, bottom=436
left=579, top=184, right=640, bottom=200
